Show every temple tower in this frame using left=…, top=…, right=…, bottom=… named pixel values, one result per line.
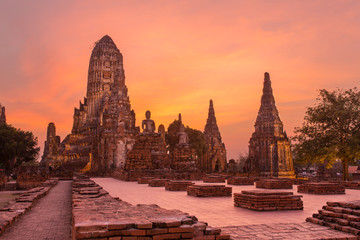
left=86, top=35, right=126, bottom=123
left=246, top=72, right=295, bottom=177
left=202, top=99, right=227, bottom=172
left=0, top=106, right=6, bottom=124
left=41, top=122, right=60, bottom=164
left=41, top=35, right=137, bottom=173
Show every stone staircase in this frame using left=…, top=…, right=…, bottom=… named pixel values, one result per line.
left=306, top=200, right=360, bottom=237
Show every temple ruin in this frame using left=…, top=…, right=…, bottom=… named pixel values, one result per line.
left=41, top=35, right=138, bottom=174
left=200, top=100, right=227, bottom=172
left=245, top=72, right=295, bottom=177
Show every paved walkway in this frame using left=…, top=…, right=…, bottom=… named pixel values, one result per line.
left=221, top=222, right=357, bottom=240
left=0, top=181, right=72, bottom=240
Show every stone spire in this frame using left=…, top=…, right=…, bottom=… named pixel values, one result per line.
left=0, top=106, right=6, bottom=124
left=204, top=99, right=222, bottom=145
left=255, top=72, right=282, bottom=136
left=86, top=35, right=125, bottom=122
left=202, top=99, right=227, bottom=172
left=246, top=72, right=294, bottom=177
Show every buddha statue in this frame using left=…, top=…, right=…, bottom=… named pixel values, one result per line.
left=142, top=110, right=155, bottom=133
left=177, top=124, right=189, bottom=147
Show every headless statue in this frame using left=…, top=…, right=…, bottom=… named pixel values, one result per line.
left=142, top=110, right=155, bottom=133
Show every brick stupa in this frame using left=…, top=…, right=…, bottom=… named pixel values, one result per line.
left=200, top=99, right=227, bottom=172
left=245, top=72, right=295, bottom=178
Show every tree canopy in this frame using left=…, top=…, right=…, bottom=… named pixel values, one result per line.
left=0, top=123, right=40, bottom=174
left=292, top=88, right=360, bottom=180
left=165, top=120, right=207, bottom=157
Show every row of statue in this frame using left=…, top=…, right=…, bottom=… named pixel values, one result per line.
left=141, top=110, right=189, bottom=146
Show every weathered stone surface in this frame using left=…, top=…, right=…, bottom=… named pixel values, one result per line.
left=187, top=185, right=232, bottom=197
left=234, top=190, right=303, bottom=211
left=298, top=182, right=345, bottom=194
left=200, top=100, right=227, bottom=173
left=255, top=178, right=293, bottom=189
left=245, top=72, right=295, bottom=178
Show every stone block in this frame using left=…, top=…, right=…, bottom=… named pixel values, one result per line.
left=187, top=185, right=232, bottom=197
left=255, top=179, right=293, bottom=189
left=234, top=190, right=303, bottom=211
left=298, top=182, right=345, bottom=194
left=148, top=179, right=171, bottom=187
left=165, top=181, right=194, bottom=191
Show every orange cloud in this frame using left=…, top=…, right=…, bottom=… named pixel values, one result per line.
left=1, top=1, right=360, bottom=160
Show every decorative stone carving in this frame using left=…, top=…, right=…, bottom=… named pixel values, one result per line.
left=245, top=72, right=295, bottom=178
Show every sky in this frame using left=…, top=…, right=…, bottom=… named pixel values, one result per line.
left=0, top=0, right=359, bottom=161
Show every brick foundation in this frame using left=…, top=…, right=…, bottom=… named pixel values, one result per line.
left=165, top=181, right=194, bottom=191
left=234, top=190, right=303, bottom=211
left=187, top=185, right=232, bottom=197
left=255, top=179, right=293, bottom=189
left=137, top=177, right=155, bottom=184
left=148, top=179, right=171, bottom=187
left=227, top=177, right=254, bottom=185
left=203, top=175, right=226, bottom=183
left=298, top=182, right=345, bottom=194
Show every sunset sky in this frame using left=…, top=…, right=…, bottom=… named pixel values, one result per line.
left=0, top=0, right=359, bottom=160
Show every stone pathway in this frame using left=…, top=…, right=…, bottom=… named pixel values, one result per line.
left=221, top=222, right=357, bottom=239
left=0, top=181, right=72, bottom=240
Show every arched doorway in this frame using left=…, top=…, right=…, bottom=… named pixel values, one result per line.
left=214, top=159, right=220, bottom=172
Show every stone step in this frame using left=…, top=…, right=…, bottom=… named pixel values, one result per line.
left=306, top=217, right=360, bottom=235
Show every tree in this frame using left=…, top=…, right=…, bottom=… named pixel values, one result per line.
left=292, top=88, right=360, bottom=181
left=0, top=123, right=40, bottom=174
left=165, top=120, right=207, bottom=157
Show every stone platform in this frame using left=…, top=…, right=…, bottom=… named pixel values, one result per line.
left=227, top=177, right=254, bottom=185
left=72, top=175, right=230, bottom=240
left=255, top=178, right=293, bottom=189
left=307, top=200, right=360, bottom=237
left=148, top=179, right=171, bottom=187
left=203, top=174, right=226, bottom=183
left=137, top=177, right=155, bottom=184
left=165, top=181, right=194, bottom=191
left=298, top=182, right=345, bottom=195
left=187, top=185, right=232, bottom=197
left=234, top=190, right=303, bottom=211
